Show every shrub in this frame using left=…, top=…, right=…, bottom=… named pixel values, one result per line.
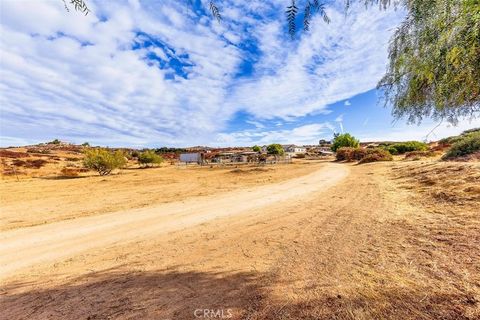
left=130, top=150, right=139, bottom=158
left=335, top=147, right=355, bottom=161
left=331, top=133, right=360, bottom=152
left=81, top=142, right=90, bottom=147
left=404, top=150, right=437, bottom=160
left=384, top=145, right=399, bottom=155
left=295, top=153, right=306, bottom=159
left=358, top=148, right=393, bottom=164
left=337, top=147, right=392, bottom=163
left=252, top=145, right=261, bottom=152
left=352, top=148, right=368, bottom=160
left=25, top=159, right=48, bottom=169
left=461, top=128, right=480, bottom=135
left=83, top=148, right=127, bottom=175
left=267, top=144, right=284, bottom=155
left=138, top=150, right=164, bottom=167
left=0, top=150, right=29, bottom=158
left=438, top=128, right=480, bottom=147
left=383, top=141, right=428, bottom=154
left=12, top=159, right=26, bottom=167
left=336, top=147, right=368, bottom=161
left=442, top=132, right=480, bottom=160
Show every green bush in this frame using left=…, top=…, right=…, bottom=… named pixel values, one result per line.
left=439, top=128, right=480, bottom=146
left=83, top=148, right=127, bottom=175
left=252, top=145, right=261, bottom=152
left=267, top=144, right=284, bottom=155
left=384, top=145, right=399, bottom=155
left=383, top=141, right=428, bottom=154
left=138, top=150, right=164, bottom=167
left=331, top=133, right=359, bottom=152
left=461, top=128, right=480, bottom=135
left=442, top=132, right=480, bottom=160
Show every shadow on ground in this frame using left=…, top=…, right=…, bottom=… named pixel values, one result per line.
left=0, top=268, right=267, bottom=320
left=2, top=267, right=477, bottom=320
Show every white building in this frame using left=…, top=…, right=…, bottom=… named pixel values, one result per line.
left=283, top=145, right=306, bottom=154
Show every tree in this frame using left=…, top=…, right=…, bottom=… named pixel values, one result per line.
left=137, top=150, right=164, bottom=167
left=83, top=148, right=127, bottom=175
left=81, top=142, right=90, bottom=147
left=49, top=139, right=61, bottom=145
left=267, top=144, right=285, bottom=155
left=331, top=133, right=359, bottom=152
left=252, top=145, right=261, bottom=152
left=378, top=0, right=480, bottom=124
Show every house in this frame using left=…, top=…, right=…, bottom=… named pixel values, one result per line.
left=283, top=145, right=306, bottom=154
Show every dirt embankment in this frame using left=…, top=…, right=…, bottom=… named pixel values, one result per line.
left=1, top=160, right=479, bottom=320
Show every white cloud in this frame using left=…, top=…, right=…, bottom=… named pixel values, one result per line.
left=228, top=3, right=404, bottom=120
left=0, top=0, right=243, bottom=146
left=215, top=123, right=333, bottom=146
left=344, top=100, right=351, bottom=106
left=357, top=118, right=480, bottom=142
left=0, top=0, right=405, bottom=147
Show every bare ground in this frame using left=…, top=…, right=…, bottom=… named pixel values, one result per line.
left=0, top=161, right=323, bottom=231
left=1, top=160, right=479, bottom=319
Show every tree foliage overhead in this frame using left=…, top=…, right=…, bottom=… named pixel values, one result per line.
left=377, top=0, right=480, bottom=124
left=62, top=0, right=90, bottom=15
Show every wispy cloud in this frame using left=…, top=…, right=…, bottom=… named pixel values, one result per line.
left=216, top=123, right=333, bottom=146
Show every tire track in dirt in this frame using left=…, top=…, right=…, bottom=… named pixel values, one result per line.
left=0, top=163, right=349, bottom=279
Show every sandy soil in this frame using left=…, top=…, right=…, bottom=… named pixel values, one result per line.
left=0, top=161, right=325, bottom=231
left=1, top=160, right=479, bottom=319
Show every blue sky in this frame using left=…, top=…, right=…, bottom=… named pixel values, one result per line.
left=0, top=0, right=478, bottom=147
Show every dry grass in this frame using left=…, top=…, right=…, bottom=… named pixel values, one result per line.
left=392, top=161, right=480, bottom=206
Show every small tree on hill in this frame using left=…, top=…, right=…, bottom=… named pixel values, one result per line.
left=138, top=150, right=164, bottom=167
left=267, top=144, right=285, bottom=156
left=252, top=145, right=261, bottom=152
left=331, top=133, right=360, bottom=152
left=83, top=148, right=127, bottom=175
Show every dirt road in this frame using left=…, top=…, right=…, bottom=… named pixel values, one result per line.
left=0, top=163, right=348, bottom=279
left=1, top=161, right=479, bottom=320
